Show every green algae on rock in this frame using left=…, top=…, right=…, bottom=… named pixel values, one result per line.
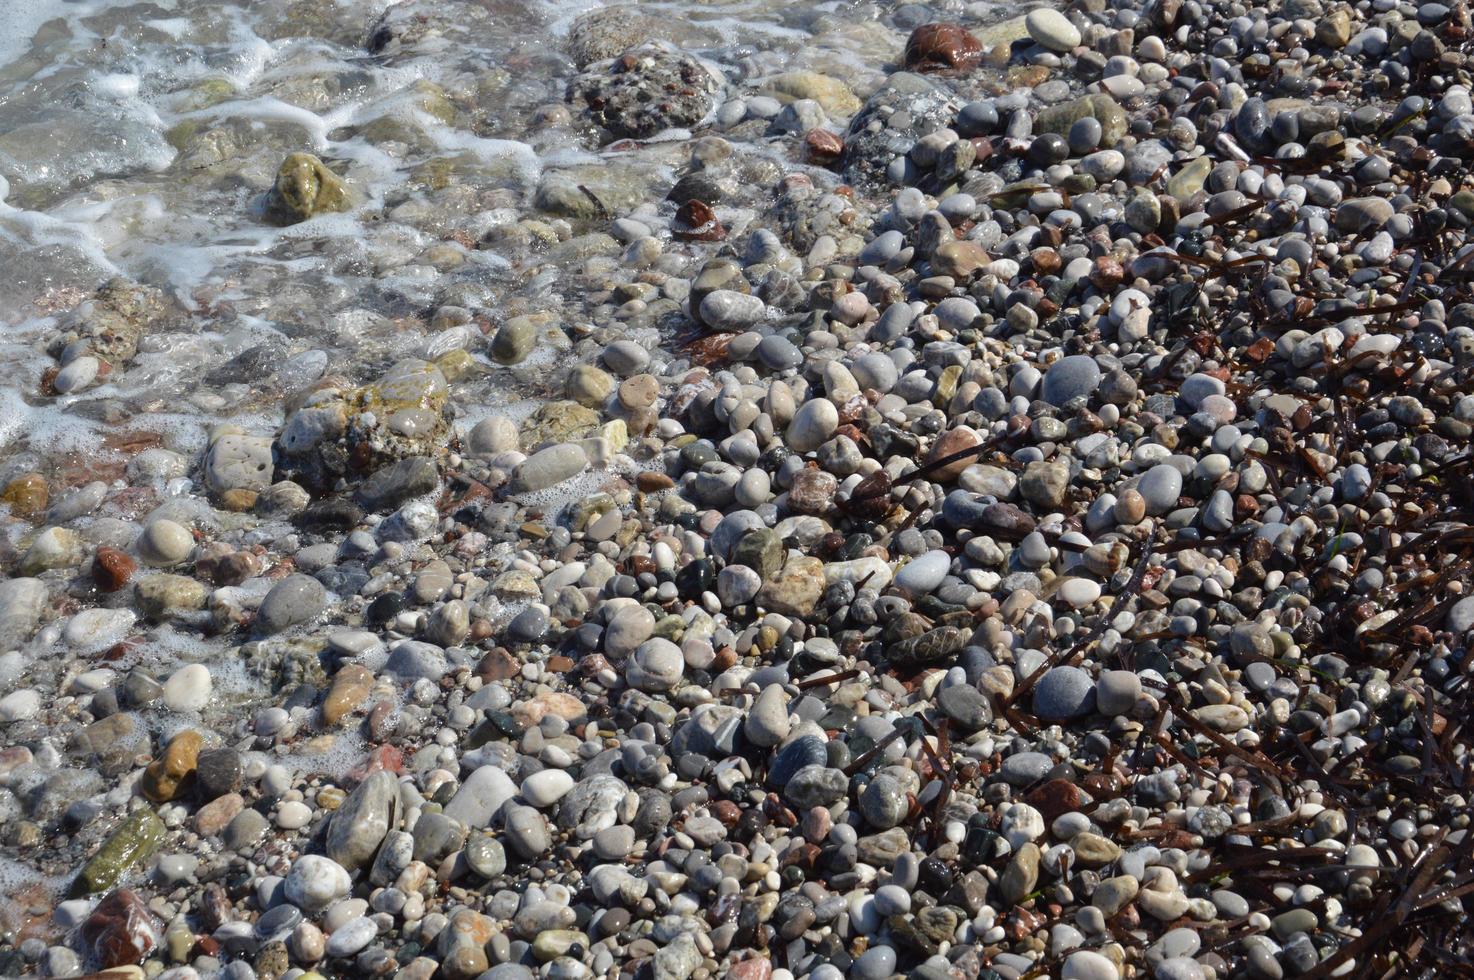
left=72, top=808, right=167, bottom=896
left=263, top=152, right=351, bottom=225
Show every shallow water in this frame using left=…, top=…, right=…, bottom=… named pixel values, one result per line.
left=0, top=0, right=950, bottom=479
left=0, top=0, right=1039, bottom=939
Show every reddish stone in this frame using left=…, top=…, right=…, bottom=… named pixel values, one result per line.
left=476, top=648, right=520, bottom=681
left=730, top=958, right=773, bottom=980
left=903, top=23, right=983, bottom=72
left=1030, top=248, right=1062, bottom=276
left=195, top=547, right=259, bottom=587
left=788, top=468, right=838, bottom=515
left=547, top=655, right=575, bottom=673
left=1090, top=256, right=1126, bottom=290
left=673, top=199, right=726, bottom=242
left=835, top=392, right=869, bottom=426
left=636, top=472, right=675, bottom=492
left=80, top=890, right=160, bottom=968
left=92, top=547, right=137, bottom=593
left=682, top=333, right=735, bottom=368
left=349, top=744, right=404, bottom=781
left=804, top=128, right=844, bottom=163
left=926, top=426, right=983, bottom=481
left=366, top=700, right=396, bottom=741
left=1244, top=337, right=1275, bottom=363
left=709, top=799, right=742, bottom=826
left=1023, top=778, right=1082, bottom=824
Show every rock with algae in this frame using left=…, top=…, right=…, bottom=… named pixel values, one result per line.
left=264, top=152, right=351, bottom=225
left=73, top=807, right=167, bottom=896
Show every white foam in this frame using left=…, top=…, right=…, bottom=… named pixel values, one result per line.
left=0, top=0, right=74, bottom=70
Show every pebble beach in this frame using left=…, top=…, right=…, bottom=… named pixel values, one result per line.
left=0, top=0, right=1472, bottom=977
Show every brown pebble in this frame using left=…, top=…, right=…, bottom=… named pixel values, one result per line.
left=1, top=472, right=48, bottom=520
left=1030, top=248, right=1062, bottom=276
left=93, top=547, right=138, bottom=592
left=1113, top=489, right=1146, bottom=525
left=476, top=648, right=520, bottom=681
left=218, top=489, right=257, bottom=512
left=322, top=664, right=374, bottom=727
left=903, top=23, right=983, bottom=73
left=804, top=128, right=844, bottom=162
left=636, top=471, right=675, bottom=492
left=1090, top=256, right=1126, bottom=290
left=142, top=729, right=203, bottom=802
left=195, top=793, right=244, bottom=836
left=926, top=426, right=983, bottom=481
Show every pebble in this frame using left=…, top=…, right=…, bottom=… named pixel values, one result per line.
left=1026, top=8, right=1083, bottom=51
left=257, top=574, right=327, bottom=633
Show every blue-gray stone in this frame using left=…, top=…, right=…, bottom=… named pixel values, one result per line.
left=1032, top=666, right=1097, bottom=720
left=767, top=735, right=827, bottom=788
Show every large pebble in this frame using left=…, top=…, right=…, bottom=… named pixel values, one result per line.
left=258, top=574, right=327, bottom=633
left=1027, top=8, right=1082, bottom=50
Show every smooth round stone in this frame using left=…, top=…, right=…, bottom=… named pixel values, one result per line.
left=700, top=290, right=767, bottom=331
left=1179, top=373, right=1226, bottom=409
left=283, top=855, right=351, bottom=912
left=626, top=638, right=684, bottom=691
left=1041, top=355, right=1101, bottom=406
left=1058, top=578, right=1102, bottom=609
left=468, top=417, right=519, bottom=455
left=1447, top=595, right=1474, bottom=633
left=852, top=353, right=899, bottom=393
left=592, top=825, right=637, bottom=860
left=138, top=519, right=194, bottom=567
left=1027, top=7, right=1082, bottom=50
left=744, top=684, right=790, bottom=747
left=255, top=904, right=302, bottom=941
left=957, top=100, right=999, bottom=137
left=860, top=774, right=909, bottom=829
left=258, top=574, right=327, bottom=634
left=1063, top=950, right=1121, bottom=980
left=510, top=444, right=589, bottom=494
left=1080, top=149, right=1125, bottom=180
left=521, top=770, right=576, bottom=807
left=853, top=945, right=897, bottom=980
left=767, top=736, right=827, bottom=787
left=1137, top=464, right=1185, bottom=514
left=873, top=883, right=911, bottom=916
left=1096, top=670, right=1141, bottom=715
left=503, top=806, right=552, bottom=858
left=787, top=398, right=839, bottom=452
left=326, top=917, right=377, bottom=958
left=54, top=356, right=100, bottom=393
left=0, top=689, right=39, bottom=722
left=757, top=335, right=803, bottom=371
left=1068, top=116, right=1103, bottom=154
left=465, top=834, right=507, bottom=878
left=276, top=801, right=313, bottom=829
left=605, top=604, right=655, bottom=657
left=163, top=663, right=212, bottom=712
left=1033, top=666, right=1097, bottom=720
left=1001, top=751, right=1054, bottom=785
left=602, top=340, right=650, bottom=376
left=937, top=683, right=992, bottom=730
left=895, top=550, right=951, bottom=593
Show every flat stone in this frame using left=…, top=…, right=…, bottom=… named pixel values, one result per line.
left=1026, top=8, right=1081, bottom=50
left=326, top=770, right=401, bottom=874
left=510, top=443, right=589, bottom=494
left=257, top=574, right=326, bottom=633
left=1033, top=666, right=1097, bottom=720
